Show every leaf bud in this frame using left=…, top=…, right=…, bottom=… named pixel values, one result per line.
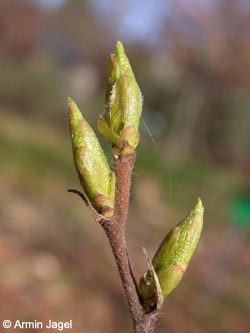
left=139, top=198, right=204, bottom=311
left=68, top=98, right=115, bottom=218
left=98, top=41, right=142, bottom=155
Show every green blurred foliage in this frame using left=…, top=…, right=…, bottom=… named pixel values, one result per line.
left=0, top=62, right=65, bottom=122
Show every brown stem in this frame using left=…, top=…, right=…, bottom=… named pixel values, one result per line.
left=103, top=224, right=143, bottom=325
left=100, top=153, right=162, bottom=333
left=102, top=154, right=143, bottom=326
left=135, top=313, right=161, bottom=333
left=113, top=153, right=136, bottom=227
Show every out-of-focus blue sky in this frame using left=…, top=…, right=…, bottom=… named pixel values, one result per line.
left=37, top=0, right=66, bottom=9
left=37, top=0, right=235, bottom=44
left=90, top=0, right=169, bottom=42
left=36, top=0, right=169, bottom=42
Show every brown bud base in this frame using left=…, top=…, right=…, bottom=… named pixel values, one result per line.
left=92, top=193, right=114, bottom=219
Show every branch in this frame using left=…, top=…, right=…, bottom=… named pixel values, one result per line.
left=101, top=154, right=162, bottom=333
left=101, top=154, right=144, bottom=326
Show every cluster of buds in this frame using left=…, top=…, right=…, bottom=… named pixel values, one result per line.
left=68, top=41, right=141, bottom=217
left=68, top=41, right=204, bottom=311
left=98, top=41, right=143, bottom=155
left=139, top=198, right=204, bottom=312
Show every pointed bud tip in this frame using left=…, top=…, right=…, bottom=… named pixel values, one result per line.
left=114, top=40, right=132, bottom=75
left=115, top=40, right=125, bottom=56
left=67, top=97, right=76, bottom=109
left=194, top=197, right=204, bottom=214
left=67, top=97, right=82, bottom=122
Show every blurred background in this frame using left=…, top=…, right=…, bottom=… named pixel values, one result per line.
left=0, top=0, right=250, bottom=332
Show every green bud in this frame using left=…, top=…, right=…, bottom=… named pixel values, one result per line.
left=68, top=98, right=115, bottom=218
left=98, top=41, right=142, bottom=155
left=139, top=198, right=204, bottom=312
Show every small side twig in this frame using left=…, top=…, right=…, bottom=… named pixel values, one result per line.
left=67, top=189, right=107, bottom=223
